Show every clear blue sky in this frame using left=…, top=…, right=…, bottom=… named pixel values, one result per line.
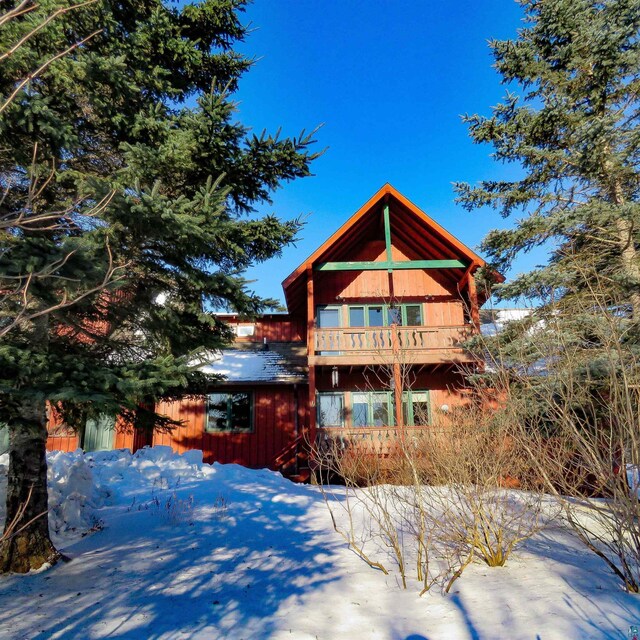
left=233, top=0, right=536, bottom=308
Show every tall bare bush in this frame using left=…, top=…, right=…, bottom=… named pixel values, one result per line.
left=312, top=372, right=553, bottom=594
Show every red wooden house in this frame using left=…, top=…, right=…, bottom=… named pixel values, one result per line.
left=42, top=184, right=497, bottom=480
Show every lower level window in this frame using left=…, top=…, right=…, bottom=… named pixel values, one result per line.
left=403, top=391, right=431, bottom=426
left=352, top=392, right=391, bottom=427
left=317, top=390, right=430, bottom=427
left=317, top=393, right=344, bottom=427
left=206, top=392, right=253, bottom=433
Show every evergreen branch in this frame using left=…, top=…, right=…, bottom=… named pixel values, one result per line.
left=0, top=0, right=36, bottom=29
left=1, top=28, right=102, bottom=115
left=0, top=0, right=98, bottom=63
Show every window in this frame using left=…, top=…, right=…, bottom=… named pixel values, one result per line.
left=370, top=392, right=391, bottom=426
left=368, top=306, right=384, bottom=327
left=346, top=303, right=424, bottom=328
left=317, top=393, right=344, bottom=427
left=317, top=390, right=431, bottom=428
left=235, top=324, right=255, bottom=337
left=317, top=305, right=341, bottom=328
left=387, top=306, right=402, bottom=325
left=404, top=305, right=422, bottom=326
left=206, top=392, right=253, bottom=433
left=404, top=390, right=431, bottom=426
left=349, top=306, right=365, bottom=327
left=351, top=393, right=369, bottom=426
left=316, top=306, right=342, bottom=355
left=351, top=392, right=392, bottom=427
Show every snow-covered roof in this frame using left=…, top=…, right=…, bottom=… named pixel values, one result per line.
left=199, top=346, right=307, bottom=383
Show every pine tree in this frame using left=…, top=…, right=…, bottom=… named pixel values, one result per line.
left=455, top=0, right=640, bottom=311
left=455, top=0, right=640, bottom=414
left=0, top=0, right=319, bottom=572
left=456, top=0, right=640, bottom=591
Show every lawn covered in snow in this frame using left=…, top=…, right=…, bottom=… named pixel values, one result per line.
left=0, top=447, right=639, bottom=639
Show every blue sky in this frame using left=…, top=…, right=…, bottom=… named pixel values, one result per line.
left=233, top=1, right=536, bottom=308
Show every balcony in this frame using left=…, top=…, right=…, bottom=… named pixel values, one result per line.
left=312, top=325, right=475, bottom=366
left=317, top=425, right=429, bottom=457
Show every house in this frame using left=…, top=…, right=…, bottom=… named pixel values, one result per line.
left=43, top=184, right=499, bottom=480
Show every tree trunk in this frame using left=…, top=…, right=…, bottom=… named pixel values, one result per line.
left=0, top=397, right=58, bottom=573
left=614, top=216, right=640, bottom=318
left=605, top=162, right=640, bottom=317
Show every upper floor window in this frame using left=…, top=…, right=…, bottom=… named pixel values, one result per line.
left=317, top=305, right=341, bottom=328
left=348, top=304, right=423, bottom=327
left=206, top=392, right=253, bottom=433
left=316, top=303, right=424, bottom=329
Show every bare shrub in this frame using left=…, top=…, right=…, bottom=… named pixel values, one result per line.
left=508, top=312, right=640, bottom=590
left=312, top=399, right=553, bottom=594
left=421, top=403, right=553, bottom=564
left=473, top=257, right=640, bottom=593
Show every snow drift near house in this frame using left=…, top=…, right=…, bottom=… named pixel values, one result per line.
left=0, top=448, right=639, bottom=639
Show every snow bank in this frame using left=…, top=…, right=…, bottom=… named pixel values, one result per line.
left=47, top=450, right=107, bottom=536
left=0, top=446, right=215, bottom=541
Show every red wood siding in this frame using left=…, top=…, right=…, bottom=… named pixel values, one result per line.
left=254, top=317, right=305, bottom=342
left=224, top=315, right=306, bottom=343
left=113, top=415, right=137, bottom=450
left=46, top=409, right=138, bottom=453
left=313, top=241, right=466, bottom=326
left=46, top=425, right=79, bottom=452
left=315, top=367, right=469, bottom=413
left=153, top=384, right=308, bottom=468
left=46, top=406, right=79, bottom=452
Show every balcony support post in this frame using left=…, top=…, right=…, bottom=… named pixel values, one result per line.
left=306, top=266, right=317, bottom=444
left=391, top=323, right=404, bottom=438
left=468, top=272, right=481, bottom=334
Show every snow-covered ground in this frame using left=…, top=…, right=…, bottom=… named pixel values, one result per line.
left=0, top=448, right=639, bottom=640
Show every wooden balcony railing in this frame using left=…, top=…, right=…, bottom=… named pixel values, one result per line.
left=313, top=325, right=473, bottom=356
left=317, top=426, right=428, bottom=457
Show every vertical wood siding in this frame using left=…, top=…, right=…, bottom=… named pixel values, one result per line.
left=153, top=384, right=306, bottom=468
left=228, top=315, right=306, bottom=343
left=46, top=406, right=79, bottom=452
left=314, top=366, right=470, bottom=425
left=313, top=240, right=466, bottom=326
left=47, top=409, right=138, bottom=453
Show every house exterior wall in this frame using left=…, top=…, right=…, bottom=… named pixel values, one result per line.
left=153, top=384, right=309, bottom=469
left=43, top=186, right=496, bottom=481
left=314, top=367, right=468, bottom=406
left=46, top=411, right=137, bottom=453
left=224, top=314, right=306, bottom=343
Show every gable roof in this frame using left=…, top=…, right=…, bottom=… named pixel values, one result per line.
left=282, top=183, right=497, bottom=311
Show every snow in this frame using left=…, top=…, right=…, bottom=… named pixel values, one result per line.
left=199, top=349, right=301, bottom=382
left=481, top=308, right=533, bottom=337
left=0, top=448, right=639, bottom=639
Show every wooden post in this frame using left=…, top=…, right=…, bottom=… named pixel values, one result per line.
left=383, top=201, right=393, bottom=271
left=306, top=266, right=317, bottom=444
left=391, top=322, right=404, bottom=441
left=468, top=272, right=481, bottom=334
